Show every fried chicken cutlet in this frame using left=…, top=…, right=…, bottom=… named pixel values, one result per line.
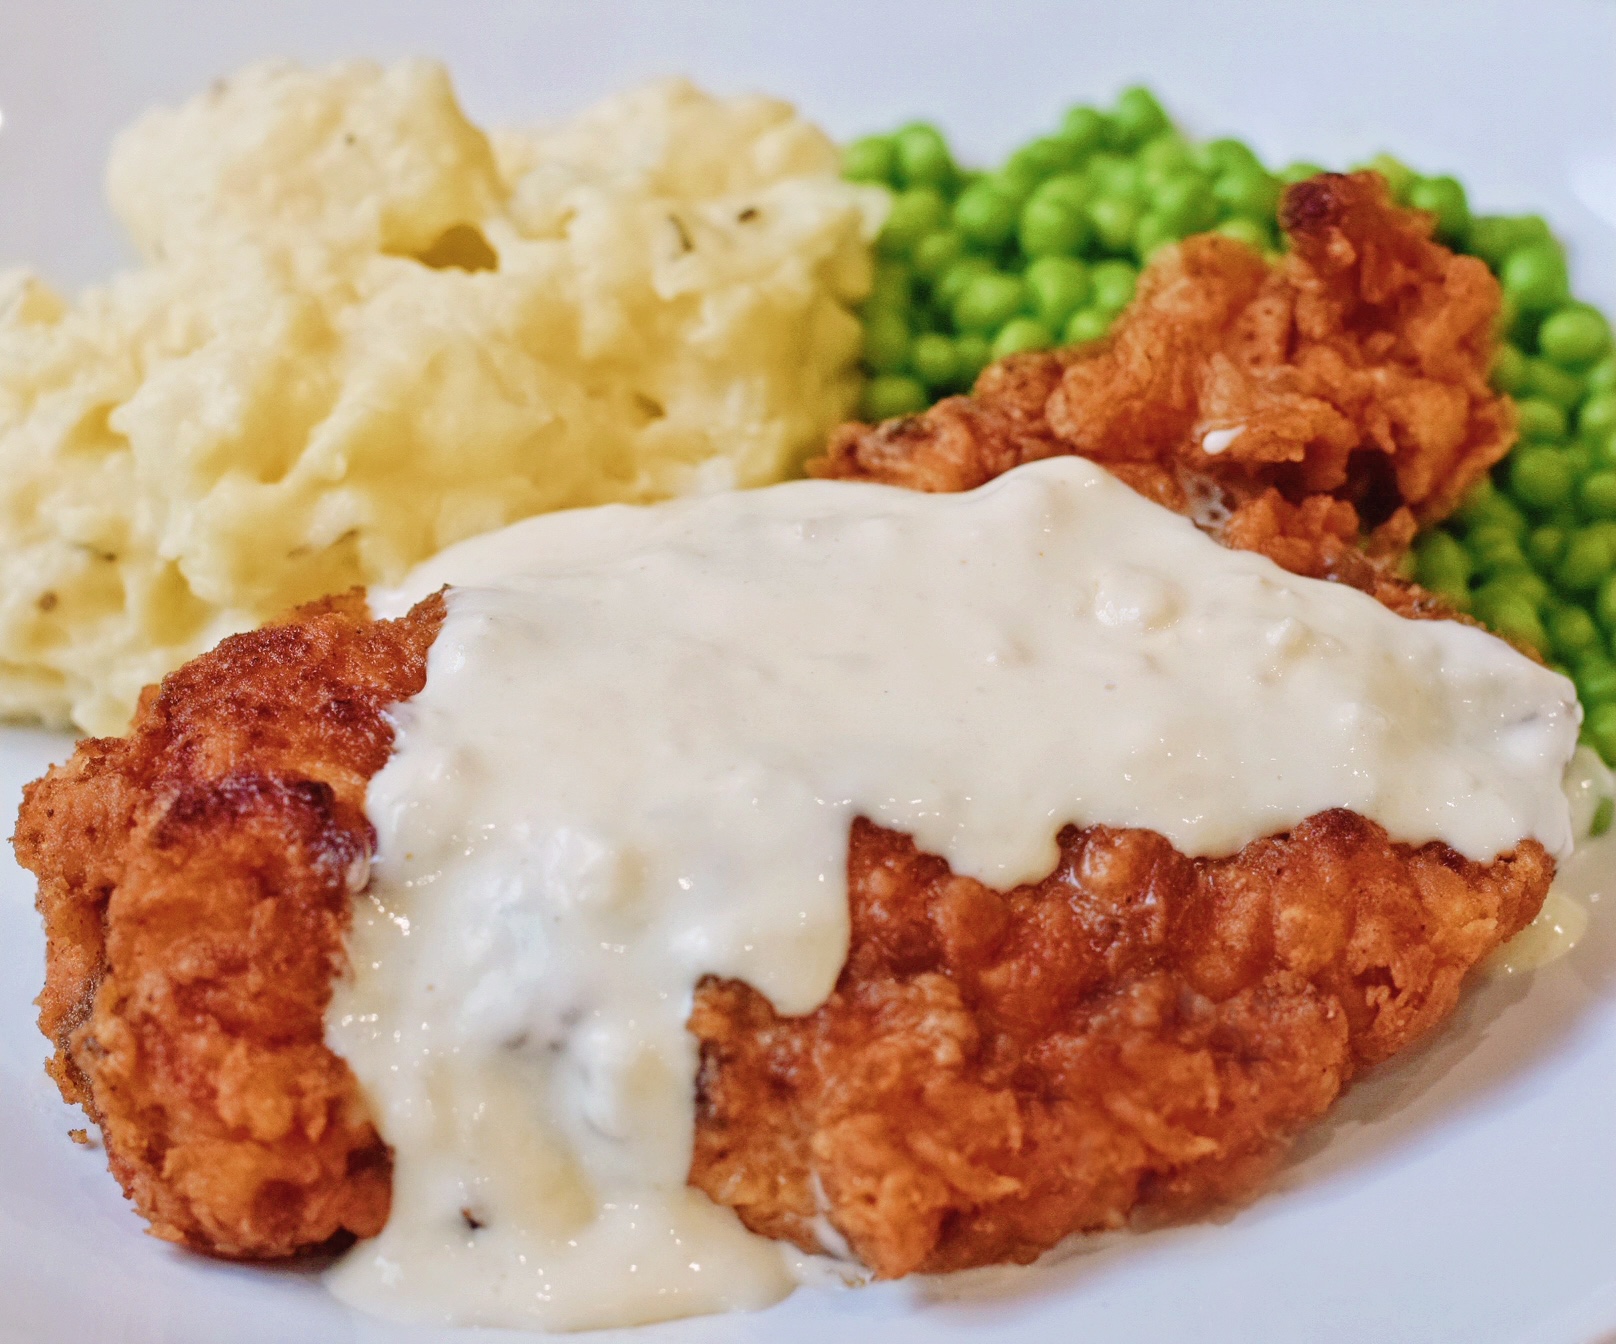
left=18, top=599, right=1553, bottom=1273
left=814, top=171, right=1513, bottom=595
left=16, top=173, right=1551, bottom=1279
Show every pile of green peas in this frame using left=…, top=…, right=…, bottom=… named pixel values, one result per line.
left=843, top=86, right=1293, bottom=422
left=844, top=87, right=1616, bottom=764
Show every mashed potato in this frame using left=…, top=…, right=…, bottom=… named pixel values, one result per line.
left=0, top=61, right=881, bottom=734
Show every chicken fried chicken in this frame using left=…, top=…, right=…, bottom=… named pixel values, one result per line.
left=813, top=171, right=1514, bottom=586
left=18, top=591, right=1553, bottom=1274
left=15, top=173, right=1549, bottom=1278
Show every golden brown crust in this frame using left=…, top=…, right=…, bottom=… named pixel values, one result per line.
left=688, top=814, right=1550, bottom=1279
left=812, top=172, right=1514, bottom=587
left=16, top=589, right=444, bottom=1258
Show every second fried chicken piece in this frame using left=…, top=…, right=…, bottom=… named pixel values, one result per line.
left=690, top=813, right=1549, bottom=1279
left=814, top=172, right=1513, bottom=577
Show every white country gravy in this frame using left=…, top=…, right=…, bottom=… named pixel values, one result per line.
left=324, top=457, right=1579, bottom=1330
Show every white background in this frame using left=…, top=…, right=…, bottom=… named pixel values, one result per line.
left=0, top=3, right=1613, bottom=1342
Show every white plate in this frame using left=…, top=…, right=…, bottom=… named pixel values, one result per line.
left=2, top=3, right=1615, bottom=1341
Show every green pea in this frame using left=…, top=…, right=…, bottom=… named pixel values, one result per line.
left=844, top=136, right=897, bottom=185
left=1581, top=471, right=1616, bottom=519
left=1496, top=294, right=1522, bottom=345
left=1594, top=573, right=1616, bottom=629
left=952, top=183, right=1020, bottom=249
left=1457, top=481, right=1528, bottom=537
left=950, top=336, right=988, bottom=387
left=1588, top=357, right=1616, bottom=393
left=1415, top=530, right=1472, bottom=591
left=1548, top=604, right=1603, bottom=660
left=1526, top=357, right=1586, bottom=412
left=1088, top=196, right=1144, bottom=255
left=991, top=317, right=1056, bottom=360
left=1011, top=135, right=1084, bottom=181
left=879, top=188, right=948, bottom=257
left=1406, top=175, right=1470, bottom=245
left=1200, top=138, right=1263, bottom=177
left=1214, top=217, right=1274, bottom=251
left=1509, top=303, right=1546, bottom=351
left=1486, top=594, right=1548, bottom=650
left=1580, top=392, right=1616, bottom=442
left=1516, top=399, right=1569, bottom=443
left=1279, top=161, right=1327, bottom=185
left=1594, top=431, right=1616, bottom=472
left=911, top=230, right=966, bottom=283
left=1025, top=256, right=1092, bottom=328
left=910, top=332, right=959, bottom=390
left=1137, top=133, right=1197, bottom=181
left=1110, top=86, right=1171, bottom=150
left=1587, top=703, right=1616, bottom=765
left=954, top=272, right=1028, bottom=333
left=1490, top=343, right=1530, bottom=395
left=1088, top=157, right=1144, bottom=207
left=1468, top=525, right=1529, bottom=577
left=867, top=260, right=913, bottom=310
left=1593, top=794, right=1615, bottom=836
left=1360, top=153, right=1415, bottom=203
left=1063, top=307, right=1113, bottom=345
left=1153, top=173, right=1218, bottom=235
left=1575, top=655, right=1616, bottom=706
left=861, top=373, right=928, bottom=421
left=1059, top=106, right=1108, bottom=158
left=1467, top=214, right=1552, bottom=271
left=1090, top=260, right=1139, bottom=313
left=862, top=308, right=912, bottom=374
left=1133, top=212, right=1179, bottom=261
left=1034, top=172, right=1094, bottom=212
left=1451, top=479, right=1491, bottom=526
left=1476, top=568, right=1550, bottom=610
left=954, top=333, right=992, bottom=386
left=1213, top=166, right=1281, bottom=221
left=934, top=255, right=995, bottom=311
left=893, top=124, right=955, bottom=190
left=1509, top=445, right=1575, bottom=511
left=992, top=164, right=1043, bottom=209
left=1527, top=523, right=1569, bottom=571
left=1540, top=305, right=1613, bottom=370
left=1502, top=241, right=1571, bottom=313
left=1019, top=194, right=1092, bottom=257
left=1558, top=529, right=1615, bottom=592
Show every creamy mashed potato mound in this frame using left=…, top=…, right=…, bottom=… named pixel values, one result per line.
left=0, top=61, right=881, bottom=733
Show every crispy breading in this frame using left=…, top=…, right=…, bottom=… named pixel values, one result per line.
left=16, top=591, right=444, bottom=1258
left=813, top=172, right=1513, bottom=577
left=689, top=815, right=1548, bottom=1278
